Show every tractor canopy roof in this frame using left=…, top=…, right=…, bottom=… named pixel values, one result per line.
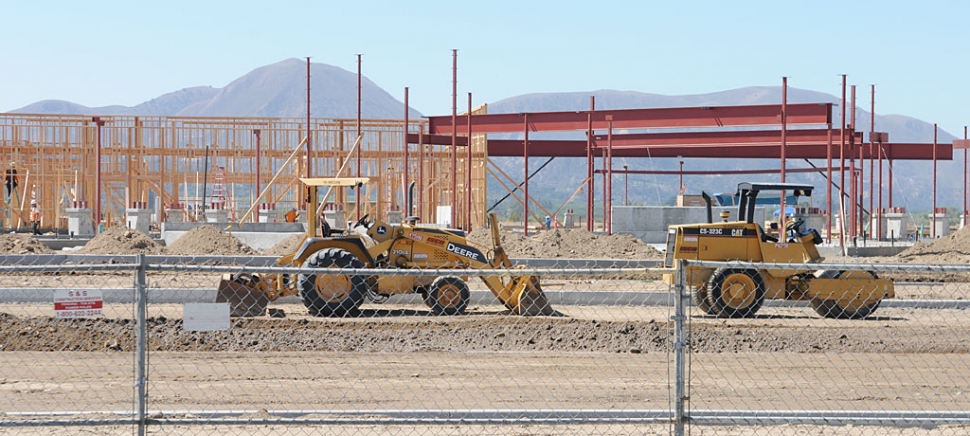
left=736, top=182, right=814, bottom=198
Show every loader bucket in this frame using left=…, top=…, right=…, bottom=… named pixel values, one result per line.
left=216, top=274, right=269, bottom=317
left=507, top=275, right=556, bottom=316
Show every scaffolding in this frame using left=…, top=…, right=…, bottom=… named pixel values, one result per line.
left=0, top=113, right=488, bottom=232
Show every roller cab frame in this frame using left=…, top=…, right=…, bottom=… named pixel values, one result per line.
left=663, top=182, right=894, bottom=319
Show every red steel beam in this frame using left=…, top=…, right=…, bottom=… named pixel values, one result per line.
left=406, top=133, right=468, bottom=146
left=595, top=167, right=851, bottom=175
left=486, top=135, right=950, bottom=160
left=428, top=103, right=833, bottom=135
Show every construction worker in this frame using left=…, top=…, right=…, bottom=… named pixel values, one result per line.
left=4, top=162, right=18, bottom=202
left=29, top=199, right=42, bottom=235
left=284, top=208, right=298, bottom=223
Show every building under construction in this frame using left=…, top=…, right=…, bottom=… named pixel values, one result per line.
left=0, top=113, right=488, bottom=233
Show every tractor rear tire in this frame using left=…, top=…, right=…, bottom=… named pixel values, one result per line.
left=299, top=248, right=368, bottom=317
left=692, top=286, right=720, bottom=315
left=809, top=270, right=882, bottom=319
left=427, top=276, right=470, bottom=316
left=706, top=268, right=765, bottom=318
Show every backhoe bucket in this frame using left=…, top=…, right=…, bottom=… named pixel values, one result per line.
left=216, top=274, right=269, bottom=317
left=507, top=275, right=556, bottom=316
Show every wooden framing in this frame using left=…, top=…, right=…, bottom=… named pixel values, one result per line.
left=0, top=114, right=486, bottom=231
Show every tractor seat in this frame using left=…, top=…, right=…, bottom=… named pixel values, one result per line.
left=758, top=224, right=778, bottom=243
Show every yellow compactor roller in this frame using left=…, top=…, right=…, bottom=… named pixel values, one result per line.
left=216, top=177, right=554, bottom=317
left=664, top=182, right=893, bottom=319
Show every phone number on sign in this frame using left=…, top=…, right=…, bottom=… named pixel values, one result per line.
left=55, top=309, right=104, bottom=319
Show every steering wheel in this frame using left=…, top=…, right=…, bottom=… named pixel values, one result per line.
left=786, top=218, right=805, bottom=231
left=353, top=213, right=371, bottom=230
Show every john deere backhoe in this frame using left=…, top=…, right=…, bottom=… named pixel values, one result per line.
left=664, top=182, right=894, bottom=319
left=216, top=177, right=554, bottom=317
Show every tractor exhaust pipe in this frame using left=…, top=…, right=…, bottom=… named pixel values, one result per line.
left=407, top=181, right=416, bottom=218
left=702, top=191, right=713, bottom=223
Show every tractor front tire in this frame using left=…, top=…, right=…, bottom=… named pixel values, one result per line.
left=426, top=276, right=470, bottom=316
left=299, top=248, right=368, bottom=317
left=706, top=268, right=765, bottom=318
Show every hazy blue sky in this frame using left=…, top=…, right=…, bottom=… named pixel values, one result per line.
left=3, top=1, right=969, bottom=135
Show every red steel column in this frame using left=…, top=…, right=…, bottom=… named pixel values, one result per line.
left=933, top=124, right=938, bottom=238
left=306, top=57, right=312, bottom=180
left=607, top=116, right=614, bottom=235
left=418, top=123, right=425, bottom=219
left=467, top=92, right=473, bottom=230
left=839, top=75, right=846, bottom=246
left=601, top=146, right=607, bottom=233
left=254, top=129, right=262, bottom=200
left=403, top=87, right=409, bottom=213
left=888, top=143, right=893, bottom=209
left=878, top=139, right=883, bottom=238
left=451, top=49, right=458, bottom=228
left=356, top=54, right=362, bottom=220
left=524, top=113, right=530, bottom=236
left=826, top=124, right=833, bottom=243
left=587, top=96, right=595, bottom=232
left=869, top=85, right=875, bottom=238
left=94, top=117, right=104, bottom=233
left=779, top=77, right=787, bottom=230
left=849, top=85, right=857, bottom=240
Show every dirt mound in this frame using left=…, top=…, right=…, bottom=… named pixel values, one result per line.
left=0, top=233, right=54, bottom=254
left=468, top=227, right=661, bottom=259
left=166, top=225, right=257, bottom=256
left=76, top=226, right=165, bottom=255
left=896, top=226, right=970, bottom=264
left=261, top=234, right=305, bottom=256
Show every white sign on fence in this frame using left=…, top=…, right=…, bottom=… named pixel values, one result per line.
left=183, top=303, right=230, bottom=332
left=54, top=289, right=104, bottom=319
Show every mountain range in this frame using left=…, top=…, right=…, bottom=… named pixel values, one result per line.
left=8, top=58, right=962, bottom=213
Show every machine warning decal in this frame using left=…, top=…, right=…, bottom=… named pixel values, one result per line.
left=446, top=242, right=484, bottom=262
left=409, top=233, right=424, bottom=241
left=683, top=236, right=698, bottom=242
left=414, top=253, right=428, bottom=259
left=682, top=227, right=757, bottom=237
left=377, top=226, right=387, bottom=235
left=774, top=243, right=789, bottom=249
left=427, top=236, right=447, bottom=246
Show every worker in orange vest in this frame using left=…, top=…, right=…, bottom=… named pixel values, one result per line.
left=29, top=199, right=42, bottom=235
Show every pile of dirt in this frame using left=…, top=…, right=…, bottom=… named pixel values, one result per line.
left=76, top=226, right=165, bottom=255
left=895, top=226, right=970, bottom=264
left=468, top=227, right=662, bottom=259
left=0, top=233, right=54, bottom=254
left=261, top=234, right=305, bottom=256
left=165, top=225, right=257, bottom=256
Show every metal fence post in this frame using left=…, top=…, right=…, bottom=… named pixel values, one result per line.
left=135, top=254, right=148, bottom=436
left=674, top=259, right=687, bottom=436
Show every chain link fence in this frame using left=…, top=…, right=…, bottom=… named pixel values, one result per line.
left=1, top=254, right=969, bottom=435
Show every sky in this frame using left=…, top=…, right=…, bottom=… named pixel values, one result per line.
left=3, top=1, right=970, bottom=136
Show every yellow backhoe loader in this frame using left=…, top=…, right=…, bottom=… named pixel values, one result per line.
left=664, top=182, right=893, bottom=319
left=216, top=177, right=554, bottom=317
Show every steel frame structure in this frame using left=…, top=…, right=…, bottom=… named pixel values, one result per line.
left=423, top=102, right=952, bottom=239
